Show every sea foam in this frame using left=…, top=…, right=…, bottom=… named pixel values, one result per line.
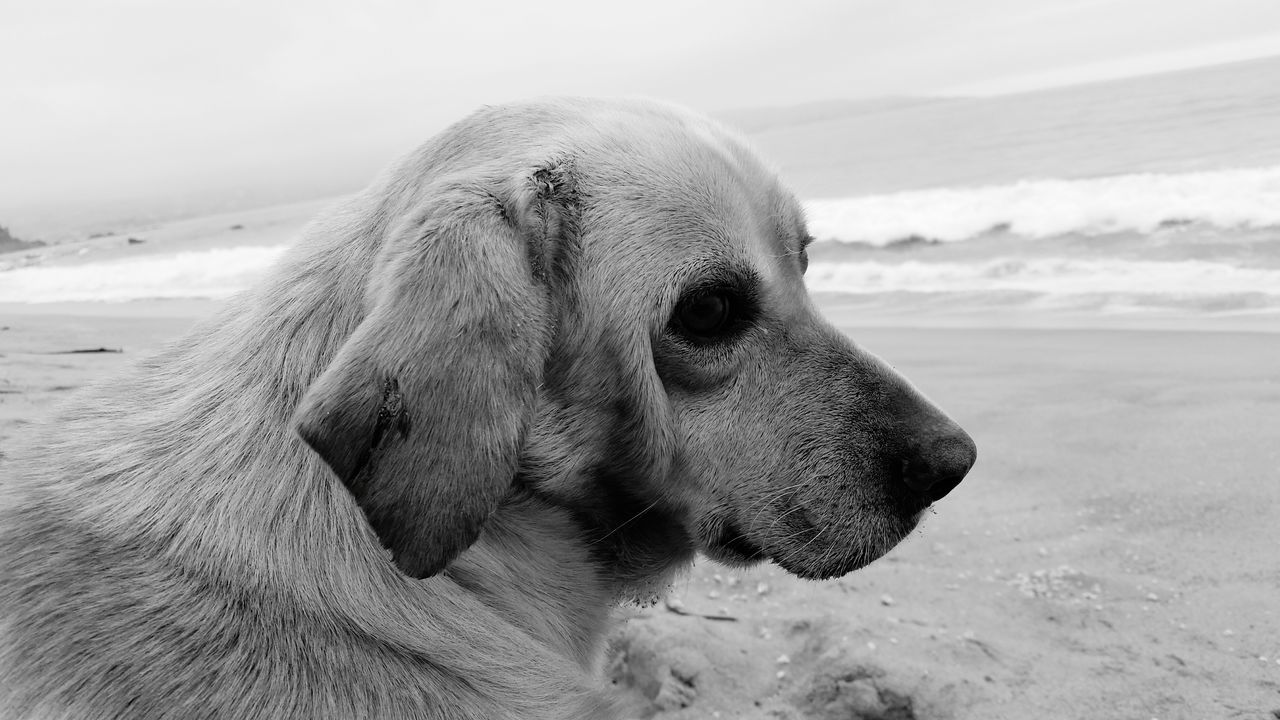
left=0, top=246, right=286, bottom=303
left=807, top=258, right=1280, bottom=298
left=804, top=165, right=1280, bottom=245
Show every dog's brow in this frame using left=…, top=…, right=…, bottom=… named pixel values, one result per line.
left=765, top=213, right=810, bottom=259
left=777, top=231, right=813, bottom=259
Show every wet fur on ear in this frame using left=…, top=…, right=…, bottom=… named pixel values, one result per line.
left=294, top=166, right=575, bottom=578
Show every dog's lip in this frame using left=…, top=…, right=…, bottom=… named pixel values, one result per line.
left=755, top=498, right=928, bottom=580
left=703, top=487, right=931, bottom=577
left=769, top=527, right=910, bottom=580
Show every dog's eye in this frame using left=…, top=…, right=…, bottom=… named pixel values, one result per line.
left=669, top=269, right=760, bottom=347
left=674, top=290, right=736, bottom=340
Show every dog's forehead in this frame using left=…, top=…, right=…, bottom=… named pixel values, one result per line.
left=681, top=119, right=807, bottom=260
left=577, top=103, right=808, bottom=276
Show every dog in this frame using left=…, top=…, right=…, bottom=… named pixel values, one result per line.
left=0, top=97, right=976, bottom=719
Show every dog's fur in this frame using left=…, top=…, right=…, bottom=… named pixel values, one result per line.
left=0, top=98, right=975, bottom=719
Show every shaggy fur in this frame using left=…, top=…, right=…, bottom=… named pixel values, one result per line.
left=0, top=97, right=976, bottom=719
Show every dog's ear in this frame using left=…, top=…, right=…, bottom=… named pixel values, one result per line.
left=293, top=162, right=577, bottom=578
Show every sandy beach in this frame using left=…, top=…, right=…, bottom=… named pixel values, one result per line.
left=3, top=299, right=1276, bottom=719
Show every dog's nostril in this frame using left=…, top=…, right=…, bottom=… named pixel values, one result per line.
left=901, top=431, right=977, bottom=503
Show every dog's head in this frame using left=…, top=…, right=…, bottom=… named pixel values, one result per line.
left=293, top=98, right=976, bottom=582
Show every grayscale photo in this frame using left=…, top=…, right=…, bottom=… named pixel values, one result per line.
left=1, top=2, right=1278, bottom=718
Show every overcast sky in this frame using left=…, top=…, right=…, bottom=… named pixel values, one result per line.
left=4, top=0, right=1280, bottom=236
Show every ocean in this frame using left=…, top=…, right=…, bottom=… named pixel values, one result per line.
left=3, top=164, right=1279, bottom=328
left=803, top=164, right=1280, bottom=321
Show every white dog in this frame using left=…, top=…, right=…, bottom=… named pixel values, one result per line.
left=0, top=97, right=975, bottom=719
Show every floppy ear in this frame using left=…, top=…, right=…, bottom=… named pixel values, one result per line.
left=293, top=164, right=576, bottom=578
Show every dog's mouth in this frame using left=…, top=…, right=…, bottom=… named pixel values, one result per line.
left=775, top=513, right=920, bottom=580
left=700, top=487, right=929, bottom=580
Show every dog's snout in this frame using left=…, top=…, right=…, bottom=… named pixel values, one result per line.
left=843, top=349, right=977, bottom=505
left=902, top=426, right=977, bottom=503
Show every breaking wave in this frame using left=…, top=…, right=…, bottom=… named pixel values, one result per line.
left=0, top=245, right=286, bottom=303
left=803, top=165, right=1280, bottom=246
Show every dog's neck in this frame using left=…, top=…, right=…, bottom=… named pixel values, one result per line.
left=446, top=488, right=694, bottom=663
left=444, top=494, right=611, bottom=665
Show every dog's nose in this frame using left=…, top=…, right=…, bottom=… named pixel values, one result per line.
left=902, top=426, right=977, bottom=503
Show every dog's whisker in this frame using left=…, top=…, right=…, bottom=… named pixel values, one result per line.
left=760, top=501, right=810, bottom=532
left=590, top=496, right=664, bottom=545
left=786, top=524, right=829, bottom=556
left=742, top=480, right=807, bottom=516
